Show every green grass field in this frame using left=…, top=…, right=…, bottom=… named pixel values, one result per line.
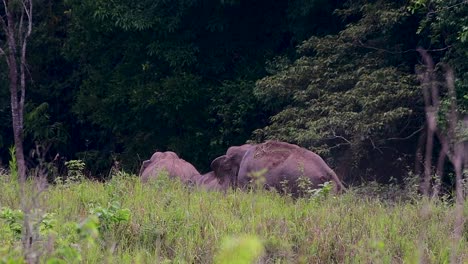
left=0, top=171, right=467, bottom=264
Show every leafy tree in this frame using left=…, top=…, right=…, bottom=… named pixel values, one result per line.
left=21, top=0, right=76, bottom=169
left=60, top=0, right=343, bottom=173
left=410, top=0, right=468, bottom=110
left=253, top=0, right=424, bottom=181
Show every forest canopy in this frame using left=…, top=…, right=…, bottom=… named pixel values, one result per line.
left=0, top=0, right=466, bottom=184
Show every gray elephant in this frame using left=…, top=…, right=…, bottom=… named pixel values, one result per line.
left=191, top=171, right=225, bottom=191
left=211, top=144, right=253, bottom=187
left=211, top=141, right=344, bottom=195
left=139, top=151, right=200, bottom=183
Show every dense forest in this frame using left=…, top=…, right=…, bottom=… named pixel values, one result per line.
left=0, top=0, right=467, bottom=185
left=0, top=1, right=467, bottom=262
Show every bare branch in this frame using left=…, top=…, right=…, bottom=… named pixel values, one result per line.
left=326, top=129, right=352, bottom=144
left=18, top=5, right=24, bottom=47
left=433, top=142, right=448, bottom=197
left=418, top=48, right=440, bottom=108
left=445, top=67, right=458, bottom=143
left=356, top=40, right=452, bottom=55
left=369, top=138, right=383, bottom=154
left=2, top=0, right=7, bottom=17
left=0, top=11, right=9, bottom=63
left=5, top=3, right=17, bottom=56
left=417, top=48, right=438, bottom=196
left=417, top=49, right=466, bottom=262
left=19, top=0, right=33, bottom=124
left=387, top=127, right=424, bottom=141
left=22, top=0, right=33, bottom=38
left=0, top=14, right=8, bottom=35
left=0, top=46, right=9, bottom=67
left=329, top=142, right=352, bottom=150
left=414, top=129, right=426, bottom=176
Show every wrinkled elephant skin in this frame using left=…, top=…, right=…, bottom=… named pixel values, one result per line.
left=139, top=151, right=200, bottom=184
left=191, top=171, right=225, bottom=191
left=211, top=144, right=253, bottom=187
left=212, top=141, right=345, bottom=195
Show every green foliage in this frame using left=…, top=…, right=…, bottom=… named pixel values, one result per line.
left=1, top=173, right=466, bottom=263
left=55, top=159, right=86, bottom=185
left=64, top=160, right=85, bottom=179
left=45, top=0, right=344, bottom=174
left=24, top=103, right=69, bottom=151
left=214, top=235, right=265, bottom=264
left=75, top=215, right=100, bottom=246
left=407, top=0, right=428, bottom=14
left=0, top=206, right=100, bottom=263
left=8, top=147, right=17, bottom=183
left=39, top=213, right=57, bottom=235
left=254, top=0, right=423, bottom=179
left=0, top=208, right=58, bottom=240
left=410, top=0, right=468, bottom=118
left=290, top=178, right=334, bottom=199
left=309, top=181, right=333, bottom=199
left=89, top=201, right=131, bottom=231
left=0, top=207, right=23, bottom=239
left=0, top=0, right=465, bottom=185
left=247, top=168, right=268, bottom=190
left=0, top=252, right=26, bottom=264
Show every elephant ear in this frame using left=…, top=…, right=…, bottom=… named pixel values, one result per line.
left=211, top=155, right=226, bottom=179
left=139, top=160, right=152, bottom=176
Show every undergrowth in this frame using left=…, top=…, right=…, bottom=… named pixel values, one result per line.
left=0, top=170, right=467, bottom=263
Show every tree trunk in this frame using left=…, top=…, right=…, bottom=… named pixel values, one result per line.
left=7, top=51, right=26, bottom=181
left=2, top=0, right=32, bottom=182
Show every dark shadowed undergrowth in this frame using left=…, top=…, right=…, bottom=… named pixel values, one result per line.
left=0, top=170, right=467, bottom=264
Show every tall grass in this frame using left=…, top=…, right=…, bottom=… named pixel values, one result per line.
left=0, top=171, right=467, bottom=263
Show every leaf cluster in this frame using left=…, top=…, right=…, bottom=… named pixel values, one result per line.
left=254, top=1, right=423, bottom=174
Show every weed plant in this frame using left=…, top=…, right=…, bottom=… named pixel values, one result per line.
left=0, top=170, right=467, bottom=263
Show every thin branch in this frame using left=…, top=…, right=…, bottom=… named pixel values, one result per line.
left=356, top=40, right=452, bottom=55
left=0, top=14, right=8, bottom=35
left=417, top=48, right=438, bottom=196
left=335, top=135, right=352, bottom=145
left=0, top=11, right=9, bottom=67
left=369, top=138, right=383, bottom=154
left=22, top=0, right=33, bottom=38
left=329, top=142, right=352, bottom=150
left=387, top=127, right=424, bottom=141
left=433, top=142, right=448, bottom=197
left=22, top=0, right=31, bottom=19
left=427, top=0, right=468, bottom=15
left=18, top=6, right=24, bottom=47
left=20, top=0, right=33, bottom=123
left=0, top=46, right=9, bottom=66
left=414, top=129, right=426, bottom=176
left=328, top=133, right=353, bottom=145
left=2, top=0, right=7, bottom=17
left=5, top=1, right=17, bottom=56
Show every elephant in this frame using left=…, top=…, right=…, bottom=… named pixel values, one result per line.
left=211, top=144, right=254, bottom=187
left=191, top=171, right=225, bottom=191
left=139, top=151, right=200, bottom=183
left=211, top=141, right=345, bottom=195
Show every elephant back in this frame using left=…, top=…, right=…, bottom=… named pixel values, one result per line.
left=140, top=152, right=200, bottom=183
left=237, top=141, right=343, bottom=194
left=250, top=141, right=300, bottom=167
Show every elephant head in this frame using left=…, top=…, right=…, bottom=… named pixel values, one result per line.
left=139, top=151, right=178, bottom=176
left=210, top=144, right=253, bottom=188
left=139, top=151, right=200, bottom=183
